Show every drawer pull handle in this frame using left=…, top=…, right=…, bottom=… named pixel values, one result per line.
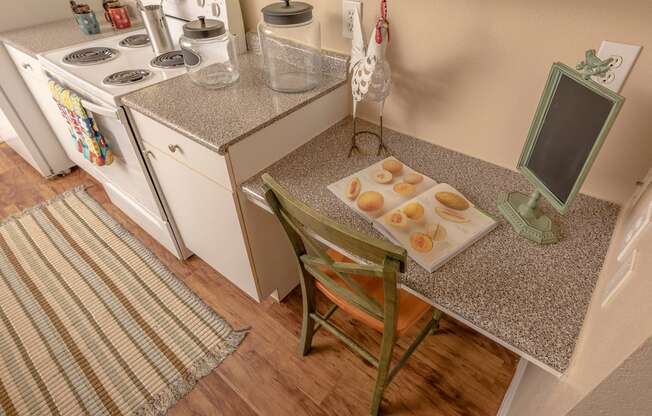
left=168, top=144, right=182, bottom=153
left=144, top=150, right=155, bottom=159
left=22, top=63, right=32, bottom=71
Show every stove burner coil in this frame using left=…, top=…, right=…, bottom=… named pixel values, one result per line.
left=150, top=51, right=185, bottom=69
left=63, top=47, right=119, bottom=66
left=103, top=69, right=153, bottom=86
left=119, top=34, right=151, bottom=48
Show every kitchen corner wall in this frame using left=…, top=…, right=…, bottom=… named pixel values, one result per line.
left=240, top=0, right=652, bottom=204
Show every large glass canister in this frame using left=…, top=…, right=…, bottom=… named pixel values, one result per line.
left=258, top=0, right=321, bottom=93
left=180, top=16, right=239, bottom=89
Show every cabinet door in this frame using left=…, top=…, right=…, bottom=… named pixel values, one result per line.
left=6, top=45, right=82, bottom=172
left=143, top=143, right=259, bottom=300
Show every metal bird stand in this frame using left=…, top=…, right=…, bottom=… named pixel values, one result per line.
left=347, top=0, right=391, bottom=158
left=348, top=115, right=389, bottom=157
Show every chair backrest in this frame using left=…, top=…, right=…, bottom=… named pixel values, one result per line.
left=262, top=174, right=407, bottom=322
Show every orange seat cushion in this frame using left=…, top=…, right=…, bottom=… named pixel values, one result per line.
left=315, top=249, right=431, bottom=337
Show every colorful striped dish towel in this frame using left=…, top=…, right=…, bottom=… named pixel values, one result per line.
left=49, top=80, right=114, bottom=167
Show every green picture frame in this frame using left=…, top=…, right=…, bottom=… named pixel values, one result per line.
left=517, top=62, right=624, bottom=214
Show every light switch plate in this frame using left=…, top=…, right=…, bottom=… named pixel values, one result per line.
left=618, top=200, right=652, bottom=261
left=627, top=165, right=652, bottom=210
left=342, top=0, right=362, bottom=39
left=603, top=249, right=637, bottom=307
left=592, top=41, right=642, bottom=93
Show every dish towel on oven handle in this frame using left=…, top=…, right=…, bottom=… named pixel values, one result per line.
left=48, top=80, right=114, bottom=166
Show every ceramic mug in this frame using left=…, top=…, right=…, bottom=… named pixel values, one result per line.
left=103, top=0, right=120, bottom=26
left=75, top=11, right=101, bottom=35
left=108, top=6, right=131, bottom=29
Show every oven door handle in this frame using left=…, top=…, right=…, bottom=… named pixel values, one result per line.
left=80, top=99, right=119, bottom=119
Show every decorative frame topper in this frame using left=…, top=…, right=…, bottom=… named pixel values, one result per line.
left=576, top=49, right=614, bottom=80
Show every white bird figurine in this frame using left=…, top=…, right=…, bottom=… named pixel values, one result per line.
left=349, top=0, right=391, bottom=156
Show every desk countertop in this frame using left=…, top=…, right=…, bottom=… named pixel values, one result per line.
left=0, top=18, right=141, bottom=58
left=241, top=118, right=619, bottom=374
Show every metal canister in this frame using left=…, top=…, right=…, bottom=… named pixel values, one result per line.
left=137, top=0, right=174, bottom=55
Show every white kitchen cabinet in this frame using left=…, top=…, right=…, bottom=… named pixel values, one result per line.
left=0, top=43, right=73, bottom=176
left=128, top=83, right=349, bottom=303
left=229, top=85, right=350, bottom=300
left=140, top=136, right=259, bottom=301
left=5, top=44, right=91, bottom=175
left=0, top=108, right=17, bottom=142
left=0, top=92, right=39, bottom=168
left=129, top=110, right=232, bottom=191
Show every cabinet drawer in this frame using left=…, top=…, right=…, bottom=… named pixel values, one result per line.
left=130, top=109, right=232, bottom=191
left=142, top=142, right=259, bottom=300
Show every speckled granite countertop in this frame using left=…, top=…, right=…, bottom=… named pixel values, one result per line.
left=242, top=118, right=619, bottom=374
left=121, top=51, right=348, bottom=155
left=0, top=18, right=141, bottom=57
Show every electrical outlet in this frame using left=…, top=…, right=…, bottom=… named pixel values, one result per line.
left=591, top=41, right=642, bottom=93
left=342, top=0, right=362, bottom=39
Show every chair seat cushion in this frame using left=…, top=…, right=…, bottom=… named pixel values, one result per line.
left=316, top=249, right=432, bottom=337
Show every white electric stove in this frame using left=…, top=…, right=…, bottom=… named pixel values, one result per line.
left=38, top=0, right=245, bottom=107
left=39, top=29, right=186, bottom=107
left=34, top=0, right=246, bottom=260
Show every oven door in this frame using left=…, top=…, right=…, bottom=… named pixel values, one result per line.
left=43, top=72, right=183, bottom=257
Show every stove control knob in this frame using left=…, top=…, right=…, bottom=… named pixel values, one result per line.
left=211, top=2, right=221, bottom=17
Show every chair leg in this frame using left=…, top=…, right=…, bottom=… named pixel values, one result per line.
left=299, top=270, right=316, bottom=356
left=299, top=307, right=315, bottom=356
left=370, top=331, right=396, bottom=415
left=429, top=308, right=443, bottom=335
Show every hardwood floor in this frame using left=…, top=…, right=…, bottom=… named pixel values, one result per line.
left=0, top=142, right=518, bottom=416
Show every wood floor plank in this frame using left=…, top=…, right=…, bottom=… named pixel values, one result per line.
left=0, top=142, right=518, bottom=415
left=168, top=373, right=259, bottom=416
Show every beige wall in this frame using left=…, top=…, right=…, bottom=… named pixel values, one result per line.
left=506, top=181, right=652, bottom=415
left=567, top=336, right=652, bottom=416
left=0, top=0, right=104, bottom=33
left=241, top=0, right=652, bottom=204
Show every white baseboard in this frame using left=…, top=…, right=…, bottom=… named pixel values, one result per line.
left=497, top=358, right=529, bottom=416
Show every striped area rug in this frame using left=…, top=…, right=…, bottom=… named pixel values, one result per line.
left=0, top=187, right=246, bottom=415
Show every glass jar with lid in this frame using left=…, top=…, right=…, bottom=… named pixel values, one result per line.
left=258, top=0, right=321, bottom=93
left=180, top=16, right=239, bottom=89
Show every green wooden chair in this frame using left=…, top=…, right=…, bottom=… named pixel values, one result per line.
left=262, top=174, right=443, bottom=415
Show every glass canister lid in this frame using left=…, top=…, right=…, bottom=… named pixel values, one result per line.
left=262, top=0, right=313, bottom=25
left=183, top=16, right=226, bottom=39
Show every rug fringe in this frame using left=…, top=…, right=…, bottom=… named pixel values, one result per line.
left=134, top=329, right=248, bottom=416
left=0, top=185, right=87, bottom=227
